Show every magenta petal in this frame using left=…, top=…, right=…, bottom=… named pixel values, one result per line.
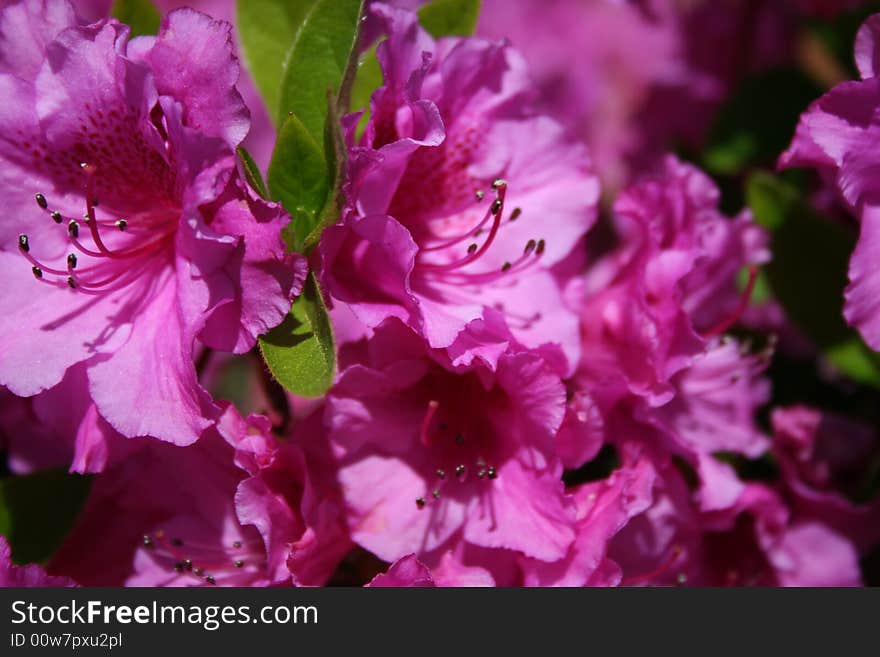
left=0, top=251, right=132, bottom=397
left=87, top=275, right=214, bottom=445
left=368, top=554, right=435, bottom=587
left=844, top=203, right=880, bottom=349
left=768, top=522, right=862, bottom=587
left=145, top=8, right=249, bottom=147
left=856, top=15, right=880, bottom=80
left=463, top=458, right=575, bottom=562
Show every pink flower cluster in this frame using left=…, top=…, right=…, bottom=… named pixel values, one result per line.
left=1, top=0, right=878, bottom=588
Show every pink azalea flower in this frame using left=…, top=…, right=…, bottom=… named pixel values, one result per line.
left=0, top=536, right=78, bottom=587
left=558, top=157, right=769, bottom=477
left=321, top=2, right=597, bottom=374
left=0, top=1, right=304, bottom=446
left=772, top=405, right=880, bottom=552
left=579, top=156, right=768, bottom=407
left=780, top=14, right=880, bottom=349
left=50, top=427, right=274, bottom=586
left=218, top=406, right=352, bottom=587
left=50, top=405, right=349, bottom=586
left=610, top=454, right=862, bottom=586
left=326, top=319, right=575, bottom=567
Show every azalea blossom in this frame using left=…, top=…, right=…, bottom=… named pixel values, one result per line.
left=609, top=453, right=863, bottom=587
left=0, top=0, right=304, bottom=448
left=326, top=319, right=574, bottom=568
left=50, top=405, right=348, bottom=586
left=321, top=2, right=597, bottom=375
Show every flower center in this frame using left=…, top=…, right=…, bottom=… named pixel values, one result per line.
left=412, top=388, right=501, bottom=511
left=413, top=179, right=545, bottom=287
left=141, top=528, right=266, bottom=586
left=18, top=163, right=175, bottom=296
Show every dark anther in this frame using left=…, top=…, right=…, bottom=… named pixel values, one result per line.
left=35, top=193, right=48, bottom=209
left=509, top=208, right=522, bottom=222
left=524, top=239, right=536, bottom=255
left=501, top=262, right=511, bottom=272
left=455, top=434, right=464, bottom=445
left=31, top=266, right=42, bottom=279
left=467, top=243, right=478, bottom=254
left=205, top=575, right=216, bottom=585
left=234, top=560, right=244, bottom=568
left=116, top=219, right=127, bottom=231
left=174, top=562, right=184, bottom=572
left=193, top=567, right=204, bottom=577
left=68, top=221, right=79, bottom=239
left=92, top=198, right=99, bottom=207
left=439, top=422, right=448, bottom=430
left=66, top=276, right=77, bottom=289
left=171, top=538, right=183, bottom=547
left=432, top=490, right=441, bottom=499
left=67, top=253, right=77, bottom=269
left=51, top=211, right=63, bottom=224
left=492, top=179, right=507, bottom=189
left=435, top=469, right=446, bottom=479
left=232, top=541, right=242, bottom=549
left=415, top=497, right=427, bottom=509
left=477, top=469, right=487, bottom=479
left=535, top=239, right=545, bottom=255
left=491, top=199, right=502, bottom=215
left=17, top=234, right=29, bottom=252
left=475, top=190, right=485, bottom=201
left=455, top=464, right=466, bottom=477
left=487, top=466, right=497, bottom=479
left=183, top=559, right=193, bottom=572
left=142, top=535, right=154, bottom=548
left=82, top=214, right=91, bottom=225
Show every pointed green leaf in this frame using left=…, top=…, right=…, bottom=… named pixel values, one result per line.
left=0, top=470, right=92, bottom=565
left=277, top=0, right=363, bottom=140
left=259, top=272, right=335, bottom=397
left=350, top=43, right=382, bottom=113
left=418, top=0, right=482, bottom=37
left=236, top=0, right=313, bottom=122
left=237, top=147, right=269, bottom=199
left=111, top=0, right=160, bottom=36
left=267, top=112, right=330, bottom=252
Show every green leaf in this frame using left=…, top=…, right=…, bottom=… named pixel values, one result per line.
left=746, top=172, right=880, bottom=387
left=237, top=0, right=313, bottom=122
left=267, top=112, right=330, bottom=252
left=277, top=0, right=363, bottom=141
left=704, top=68, right=821, bottom=175
left=0, top=470, right=91, bottom=565
left=238, top=147, right=269, bottom=199
left=259, top=272, right=336, bottom=397
left=418, top=0, right=482, bottom=38
left=350, top=43, right=382, bottom=113
left=111, top=0, right=160, bottom=36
